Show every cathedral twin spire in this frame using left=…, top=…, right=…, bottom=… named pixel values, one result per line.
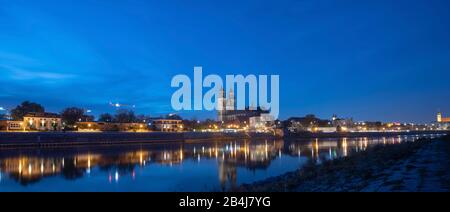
left=217, top=88, right=235, bottom=111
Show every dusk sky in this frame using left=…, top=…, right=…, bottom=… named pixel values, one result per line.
left=1, top=0, right=449, bottom=123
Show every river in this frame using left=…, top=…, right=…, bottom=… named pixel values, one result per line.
left=0, top=134, right=444, bottom=191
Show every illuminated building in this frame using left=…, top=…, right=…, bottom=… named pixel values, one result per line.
left=76, top=121, right=100, bottom=131
left=285, top=115, right=334, bottom=133
left=23, top=112, right=62, bottom=131
left=0, top=120, right=24, bottom=131
left=151, top=119, right=183, bottom=132
left=0, top=112, right=61, bottom=131
left=436, top=112, right=450, bottom=130
left=217, top=88, right=270, bottom=123
left=331, top=115, right=354, bottom=131
left=308, top=126, right=337, bottom=133
left=437, top=112, right=450, bottom=123
left=249, top=114, right=275, bottom=132
left=76, top=121, right=149, bottom=132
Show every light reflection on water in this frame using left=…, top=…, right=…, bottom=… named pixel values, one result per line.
left=0, top=134, right=443, bottom=191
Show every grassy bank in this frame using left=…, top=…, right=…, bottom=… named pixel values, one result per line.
left=237, top=134, right=450, bottom=192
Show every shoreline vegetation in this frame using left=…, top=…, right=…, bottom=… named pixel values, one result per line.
left=236, top=135, right=450, bottom=192
left=0, top=131, right=447, bottom=148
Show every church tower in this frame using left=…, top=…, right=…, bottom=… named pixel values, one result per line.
left=226, top=89, right=235, bottom=111
left=332, top=114, right=337, bottom=121
left=437, top=112, right=442, bottom=123
left=217, top=88, right=226, bottom=121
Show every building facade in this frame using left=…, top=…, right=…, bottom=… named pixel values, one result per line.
left=217, top=89, right=270, bottom=123
left=437, top=112, right=450, bottom=123
left=436, top=112, right=450, bottom=130
left=151, top=119, right=183, bottom=132
left=332, top=115, right=354, bottom=131
left=0, top=120, right=24, bottom=131
left=308, top=126, right=337, bottom=133
left=23, top=112, right=62, bottom=131
left=76, top=121, right=148, bottom=132
left=249, top=114, right=275, bottom=132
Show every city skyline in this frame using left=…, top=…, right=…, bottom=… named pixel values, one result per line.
left=1, top=0, right=450, bottom=122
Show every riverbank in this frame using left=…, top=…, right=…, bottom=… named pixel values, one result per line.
left=0, top=131, right=447, bottom=148
left=237, top=135, right=450, bottom=192
left=0, top=132, right=278, bottom=148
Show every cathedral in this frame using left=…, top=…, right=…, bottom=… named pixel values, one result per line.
left=437, top=112, right=450, bottom=123
left=217, top=89, right=269, bottom=123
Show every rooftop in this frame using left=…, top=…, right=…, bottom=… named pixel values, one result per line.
left=24, top=112, right=61, bottom=118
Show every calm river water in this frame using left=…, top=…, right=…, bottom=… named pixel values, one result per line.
left=0, top=134, right=443, bottom=191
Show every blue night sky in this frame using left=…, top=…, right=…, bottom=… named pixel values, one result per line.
left=0, top=0, right=449, bottom=123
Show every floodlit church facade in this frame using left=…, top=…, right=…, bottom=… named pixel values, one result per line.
left=217, top=89, right=270, bottom=123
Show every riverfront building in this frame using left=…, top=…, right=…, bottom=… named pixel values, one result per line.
left=217, top=89, right=270, bottom=123
left=249, top=114, right=275, bottom=132
left=0, top=120, right=24, bottom=131
left=151, top=119, right=183, bottom=132
left=76, top=121, right=149, bottom=132
left=436, top=112, right=450, bottom=130
left=331, top=115, right=354, bottom=132
left=23, top=112, right=62, bottom=131
left=437, top=112, right=450, bottom=123
left=0, top=112, right=61, bottom=131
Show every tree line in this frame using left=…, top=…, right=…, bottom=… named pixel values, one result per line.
left=7, top=101, right=245, bottom=131
left=8, top=101, right=158, bottom=125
